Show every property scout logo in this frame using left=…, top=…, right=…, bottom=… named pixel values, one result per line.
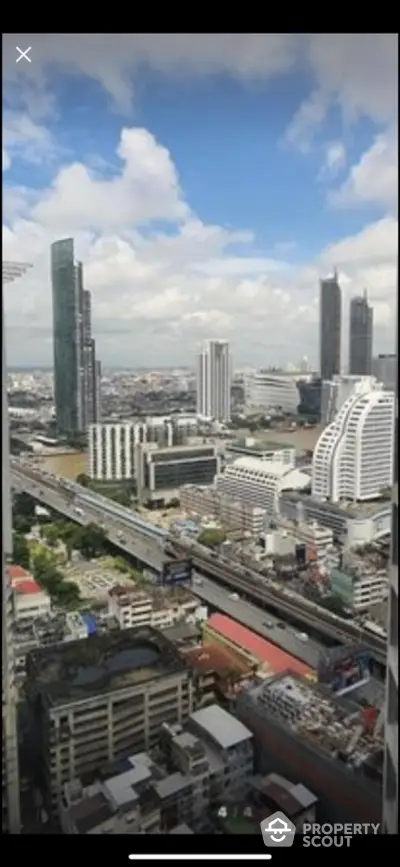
left=260, top=811, right=380, bottom=848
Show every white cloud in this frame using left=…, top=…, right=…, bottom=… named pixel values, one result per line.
left=3, top=34, right=397, bottom=136
left=329, top=130, right=398, bottom=212
left=3, top=112, right=55, bottom=165
left=286, top=34, right=397, bottom=149
left=3, top=124, right=397, bottom=368
left=318, top=141, right=346, bottom=179
left=3, top=149, right=11, bottom=171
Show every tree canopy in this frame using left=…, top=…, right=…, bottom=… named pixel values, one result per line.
left=198, top=528, right=227, bottom=548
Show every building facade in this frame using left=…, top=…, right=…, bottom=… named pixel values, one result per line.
left=312, top=386, right=395, bottom=503
left=196, top=339, right=231, bottom=422
left=58, top=705, right=253, bottom=835
left=320, top=272, right=342, bottom=381
left=329, top=566, right=388, bottom=612
left=26, top=629, right=196, bottom=816
left=372, top=354, right=397, bottom=391
left=321, top=375, right=379, bottom=428
left=179, top=484, right=267, bottom=536
left=136, top=444, right=220, bottom=504
left=2, top=309, right=20, bottom=834
left=244, top=372, right=299, bottom=414
left=216, top=457, right=309, bottom=516
left=51, top=239, right=100, bottom=435
left=349, top=293, right=373, bottom=376
left=88, top=417, right=198, bottom=482
left=383, top=330, right=398, bottom=834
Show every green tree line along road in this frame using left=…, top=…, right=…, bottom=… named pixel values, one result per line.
left=11, top=491, right=120, bottom=609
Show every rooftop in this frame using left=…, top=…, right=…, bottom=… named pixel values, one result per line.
left=27, top=626, right=187, bottom=706
left=229, top=440, right=294, bottom=453
left=282, top=491, right=392, bottom=519
left=189, top=704, right=252, bottom=750
left=8, top=564, right=30, bottom=581
left=14, top=579, right=43, bottom=595
left=182, top=643, right=251, bottom=676
left=240, top=673, right=384, bottom=773
left=69, top=791, right=113, bottom=834
left=207, top=613, right=313, bottom=679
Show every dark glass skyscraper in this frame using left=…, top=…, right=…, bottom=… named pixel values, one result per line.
left=320, top=271, right=342, bottom=381
left=51, top=239, right=80, bottom=435
left=349, top=292, right=373, bottom=375
left=51, top=239, right=100, bottom=435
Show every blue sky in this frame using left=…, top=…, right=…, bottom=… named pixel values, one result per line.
left=2, top=34, right=397, bottom=368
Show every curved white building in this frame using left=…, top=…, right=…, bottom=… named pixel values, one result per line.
left=312, top=387, right=395, bottom=503
left=245, top=372, right=299, bottom=414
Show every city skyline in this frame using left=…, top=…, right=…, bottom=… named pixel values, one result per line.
left=2, top=34, right=397, bottom=368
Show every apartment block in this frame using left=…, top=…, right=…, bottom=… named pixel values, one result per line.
left=180, top=484, right=267, bottom=535
left=108, top=585, right=199, bottom=631
left=59, top=705, right=253, bottom=834
left=26, top=627, right=195, bottom=816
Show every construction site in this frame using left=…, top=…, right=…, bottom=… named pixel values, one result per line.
left=236, top=671, right=384, bottom=825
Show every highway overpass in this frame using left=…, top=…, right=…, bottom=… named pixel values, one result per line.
left=11, top=462, right=387, bottom=665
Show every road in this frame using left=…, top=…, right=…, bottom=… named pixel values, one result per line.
left=11, top=463, right=387, bottom=665
left=191, top=574, right=323, bottom=668
left=12, top=471, right=164, bottom=571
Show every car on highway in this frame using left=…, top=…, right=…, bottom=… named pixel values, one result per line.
left=295, top=632, right=309, bottom=642
left=229, top=592, right=240, bottom=601
left=276, top=621, right=286, bottom=629
left=264, top=620, right=274, bottom=629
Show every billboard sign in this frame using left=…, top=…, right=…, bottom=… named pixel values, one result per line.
left=318, top=645, right=371, bottom=696
left=161, top=559, right=192, bottom=585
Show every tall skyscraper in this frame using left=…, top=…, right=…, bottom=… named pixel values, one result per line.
left=383, top=323, right=398, bottom=834
left=51, top=239, right=100, bottom=435
left=320, top=271, right=342, bottom=381
left=196, top=339, right=231, bottom=422
left=349, top=292, right=373, bottom=375
left=2, top=262, right=31, bottom=835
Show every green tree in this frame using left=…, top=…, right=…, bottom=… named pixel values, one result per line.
left=73, top=523, right=107, bottom=559
left=109, top=489, right=132, bottom=507
left=12, top=533, right=30, bottom=569
left=13, top=491, right=36, bottom=518
left=76, top=473, right=90, bottom=487
left=13, top=514, right=34, bottom=534
left=198, top=528, right=227, bottom=548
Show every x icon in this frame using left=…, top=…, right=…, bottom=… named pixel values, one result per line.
left=16, top=46, right=32, bottom=64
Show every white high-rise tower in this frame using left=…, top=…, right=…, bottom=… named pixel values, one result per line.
left=196, top=339, right=231, bottom=422
left=2, top=261, right=31, bottom=834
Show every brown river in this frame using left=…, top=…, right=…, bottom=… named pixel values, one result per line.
left=34, top=451, right=87, bottom=480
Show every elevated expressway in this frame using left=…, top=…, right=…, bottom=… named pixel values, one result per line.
left=11, top=462, right=386, bottom=666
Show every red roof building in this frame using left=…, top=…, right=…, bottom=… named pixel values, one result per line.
left=14, top=580, right=43, bottom=595
left=205, top=613, right=313, bottom=679
left=8, top=565, right=31, bottom=582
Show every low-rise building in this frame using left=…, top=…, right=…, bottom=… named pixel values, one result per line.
left=226, top=439, right=296, bottom=467
left=180, top=484, right=267, bottom=535
left=9, top=565, right=51, bottom=623
left=108, top=586, right=199, bottom=631
left=59, top=705, right=253, bottom=833
left=250, top=771, right=318, bottom=831
left=279, top=491, right=391, bottom=548
left=182, top=643, right=253, bottom=705
left=204, top=614, right=313, bottom=680
left=329, top=562, right=388, bottom=612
